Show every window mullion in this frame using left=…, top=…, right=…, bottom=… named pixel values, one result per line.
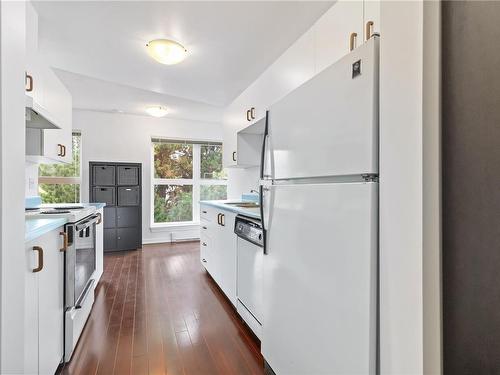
left=192, top=144, right=201, bottom=221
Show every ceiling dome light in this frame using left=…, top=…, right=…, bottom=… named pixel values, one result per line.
left=146, top=106, right=168, bottom=118
left=146, top=39, right=187, bottom=65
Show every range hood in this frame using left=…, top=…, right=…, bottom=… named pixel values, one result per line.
left=25, top=94, right=61, bottom=130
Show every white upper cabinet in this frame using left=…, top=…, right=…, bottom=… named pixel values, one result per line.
left=25, top=1, right=72, bottom=164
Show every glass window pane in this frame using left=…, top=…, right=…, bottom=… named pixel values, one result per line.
left=154, top=185, right=193, bottom=223
left=39, top=183, right=80, bottom=204
left=39, top=133, right=81, bottom=177
left=200, top=144, right=226, bottom=179
left=200, top=185, right=227, bottom=201
left=154, top=143, right=193, bottom=179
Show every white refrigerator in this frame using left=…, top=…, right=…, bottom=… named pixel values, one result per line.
left=260, top=36, right=379, bottom=375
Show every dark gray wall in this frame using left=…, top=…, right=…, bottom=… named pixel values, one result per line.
left=442, top=2, right=500, bottom=373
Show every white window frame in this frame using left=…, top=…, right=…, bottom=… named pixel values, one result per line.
left=38, top=131, right=82, bottom=202
left=150, top=139, right=227, bottom=227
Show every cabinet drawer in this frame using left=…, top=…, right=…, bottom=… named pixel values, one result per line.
left=103, top=207, right=116, bottom=228
left=116, top=207, right=140, bottom=227
left=117, top=166, right=139, bottom=185
left=117, top=186, right=140, bottom=206
left=117, top=227, right=140, bottom=251
left=92, top=165, right=115, bottom=186
left=93, top=186, right=115, bottom=206
left=200, top=205, right=218, bottom=222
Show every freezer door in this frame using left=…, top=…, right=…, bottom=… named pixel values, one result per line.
left=262, top=182, right=378, bottom=375
left=268, top=37, right=379, bottom=180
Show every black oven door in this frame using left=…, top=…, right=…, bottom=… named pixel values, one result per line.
left=65, top=214, right=99, bottom=308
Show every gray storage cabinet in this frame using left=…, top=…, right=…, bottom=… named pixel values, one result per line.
left=90, top=162, right=142, bottom=252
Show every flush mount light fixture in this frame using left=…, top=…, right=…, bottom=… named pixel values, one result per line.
left=146, top=105, right=168, bottom=118
left=146, top=39, right=187, bottom=65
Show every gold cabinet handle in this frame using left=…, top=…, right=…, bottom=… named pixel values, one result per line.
left=33, top=246, right=44, bottom=273
left=26, top=73, right=33, bottom=92
left=365, top=21, right=374, bottom=41
left=62, top=145, right=66, bottom=157
left=220, top=213, right=225, bottom=227
left=232, top=151, right=237, bottom=162
left=246, top=109, right=252, bottom=121
left=57, top=144, right=63, bottom=156
left=96, top=212, right=102, bottom=225
left=349, top=32, right=358, bottom=52
left=250, top=107, right=256, bottom=119
left=59, top=232, right=68, bottom=252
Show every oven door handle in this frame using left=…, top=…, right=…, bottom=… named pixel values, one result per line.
left=75, top=279, right=95, bottom=309
left=75, top=214, right=100, bottom=232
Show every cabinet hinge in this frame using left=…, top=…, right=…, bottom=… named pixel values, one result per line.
left=361, top=174, right=378, bottom=182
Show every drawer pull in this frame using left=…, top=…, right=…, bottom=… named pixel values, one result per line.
left=202, top=242, right=207, bottom=247
left=32, top=246, right=44, bottom=273
left=59, top=232, right=68, bottom=252
left=202, top=210, right=207, bottom=214
left=25, top=73, right=33, bottom=92
left=202, top=226, right=207, bottom=230
left=202, top=259, right=207, bottom=263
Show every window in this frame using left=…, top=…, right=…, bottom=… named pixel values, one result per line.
left=152, top=139, right=227, bottom=225
left=38, top=132, right=81, bottom=203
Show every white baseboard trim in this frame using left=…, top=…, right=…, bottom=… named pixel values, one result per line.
left=142, top=237, right=200, bottom=245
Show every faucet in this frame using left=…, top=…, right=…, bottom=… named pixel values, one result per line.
left=250, top=189, right=259, bottom=195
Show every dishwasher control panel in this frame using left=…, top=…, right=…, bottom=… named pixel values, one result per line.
left=234, top=215, right=263, bottom=247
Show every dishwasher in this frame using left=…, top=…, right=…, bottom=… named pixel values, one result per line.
left=234, top=215, right=264, bottom=339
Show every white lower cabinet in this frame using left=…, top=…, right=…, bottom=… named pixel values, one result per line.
left=25, top=228, right=65, bottom=375
left=200, top=204, right=237, bottom=305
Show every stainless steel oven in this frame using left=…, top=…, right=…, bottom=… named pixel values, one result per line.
left=64, top=212, right=101, bottom=361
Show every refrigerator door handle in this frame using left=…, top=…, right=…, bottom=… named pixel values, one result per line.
left=260, top=185, right=272, bottom=255
left=260, top=110, right=270, bottom=180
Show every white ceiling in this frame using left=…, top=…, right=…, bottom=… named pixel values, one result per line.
left=33, top=1, right=333, bottom=120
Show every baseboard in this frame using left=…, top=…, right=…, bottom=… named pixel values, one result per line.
left=141, top=237, right=200, bottom=245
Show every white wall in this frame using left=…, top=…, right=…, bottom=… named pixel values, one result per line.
left=74, top=109, right=223, bottom=244
left=25, top=162, right=38, bottom=197
left=226, top=167, right=259, bottom=199
left=379, top=1, right=441, bottom=374
left=0, top=1, right=26, bottom=372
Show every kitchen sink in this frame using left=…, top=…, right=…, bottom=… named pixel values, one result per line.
left=225, top=202, right=260, bottom=208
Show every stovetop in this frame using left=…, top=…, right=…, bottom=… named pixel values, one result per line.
left=25, top=205, right=97, bottom=223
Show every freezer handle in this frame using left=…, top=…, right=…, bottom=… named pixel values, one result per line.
left=260, top=111, right=270, bottom=180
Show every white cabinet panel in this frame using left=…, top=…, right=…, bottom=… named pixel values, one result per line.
left=25, top=2, right=72, bottom=164
left=38, top=230, right=64, bottom=375
left=25, top=227, right=64, bottom=375
left=199, top=204, right=237, bottom=305
left=315, top=0, right=364, bottom=73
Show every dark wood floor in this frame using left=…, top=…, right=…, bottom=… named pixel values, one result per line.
left=59, top=242, right=264, bottom=375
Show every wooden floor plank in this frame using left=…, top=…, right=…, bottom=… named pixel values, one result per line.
left=58, top=242, right=264, bottom=375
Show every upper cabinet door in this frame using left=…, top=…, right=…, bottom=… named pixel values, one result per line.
left=363, top=0, right=380, bottom=40
left=25, top=1, right=73, bottom=164
left=314, top=0, right=364, bottom=73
